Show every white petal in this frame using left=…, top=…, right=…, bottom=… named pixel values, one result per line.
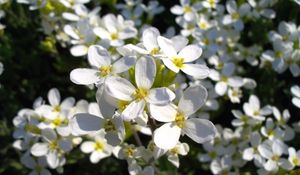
left=146, top=88, right=175, bottom=105
left=61, top=97, right=75, bottom=109
left=162, top=58, right=180, bottom=73
left=80, top=141, right=95, bottom=153
left=105, top=76, right=135, bottom=101
left=48, top=88, right=60, bottom=106
left=292, top=97, right=300, bottom=109
left=178, top=85, right=208, bottom=116
left=181, top=64, right=210, bottom=79
left=70, top=45, right=88, bottom=57
left=121, top=100, right=145, bottom=121
left=42, top=128, right=57, bottom=141
left=178, top=45, right=202, bottom=62
left=88, top=45, right=111, bottom=67
left=112, top=56, right=135, bottom=74
left=135, top=56, right=156, bottom=89
left=182, top=118, right=216, bottom=143
left=59, top=139, right=72, bottom=152
left=149, top=104, right=177, bottom=122
left=264, top=160, right=278, bottom=172
left=171, top=36, right=188, bottom=52
left=142, top=27, right=160, bottom=51
left=70, top=113, right=104, bottom=135
left=157, top=36, right=177, bottom=57
left=70, top=68, right=99, bottom=85
left=291, top=85, right=300, bottom=97
left=243, top=148, right=254, bottom=160
left=63, top=25, right=79, bottom=39
left=154, top=123, right=181, bottom=149
left=31, top=143, right=48, bottom=156
left=46, top=152, right=59, bottom=169
left=90, top=151, right=109, bottom=163
left=168, top=155, right=180, bottom=168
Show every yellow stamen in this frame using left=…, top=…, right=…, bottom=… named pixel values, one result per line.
left=150, top=48, right=160, bottom=55
left=172, top=56, right=185, bottom=68
left=110, top=32, right=118, bottom=40
left=133, top=88, right=149, bottom=100
left=183, top=6, right=192, bottom=13
left=99, top=65, right=112, bottom=77
left=175, top=112, right=185, bottom=128
left=52, top=105, right=61, bottom=112
left=94, top=141, right=104, bottom=152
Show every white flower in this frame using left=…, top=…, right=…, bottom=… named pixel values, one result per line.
left=80, top=130, right=113, bottom=163
left=258, top=139, right=287, bottom=172
left=157, top=36, right=210, bottom=79
left=30, top=128, right=72, bottom=169
left=260, top=118, right=284, bottom=140
left=70, top=45, right=135, bottom=85
left=170, top=0, right=199, bottom=22
left=202, top=0, right=220, bottom=9
left=105, top=56, right=175, bottom=121
left=243, top=95, right=272, bottom=121
left=93, top=14, right=137, bottom=47
left=242, top=132, right=264, bottom=166
left=151, top=85, right=216, bottom=149
left=167, top=142, right=189, bottom=167
left=222, top=0, right=250, bottom=31
left=70, top=90, right=125, bottom=146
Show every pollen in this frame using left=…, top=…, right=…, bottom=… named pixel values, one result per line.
left=175, top=112, right=185, bottom=128
left=49, top=141, right=58, bottom=151
left=94, top=141, right=105, bottom=151
left=271, top=155, right=280, bottom=161
left=118, top=100, right=129, bottom=111
left=170, top=146, right=179, bottom=155
left=208, top=0, right=216, bottom=6
left=124, top=146, right=136, bottom=158
left=104, top=120, right=116, bottom=132
left=172, top=56, right=185, bottom=68
left=133, top=88, right=149, bottom=100
left=231, top=12, right=240, bottom=20
left=52, top=117, right=62, bottom=127
left=150, top=47, right=160, bottom=55
left=292, top=157, right=299, bottom=165
left=198, top=22, right=208, bottom=30
left=99, top=65, right=112, bottom=77
left=110, top=32, right=119, bottom=40
left=52, top=105, right=61, bottom=112
left=183, top=6, right=192, bottom=13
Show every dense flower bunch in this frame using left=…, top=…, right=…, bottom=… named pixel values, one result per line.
left=8, top=0, right=300, bottom=174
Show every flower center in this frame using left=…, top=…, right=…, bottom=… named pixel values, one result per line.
left=183, top=6, right=192, bottom=13
left=99, top=65, right=112, bottom=77
left=104, top=120, right=116, bottom=132
left=208, top=0, right=215, bottom=6
left=231, top=12, right=240, bottom=20
left=49, top=141, right=58, bottom=151
left=94, top=141, right=104, bottom=152
left=253, top=110, right=260, bottom=116
left=172, top=56, right=185, bottom=68
left=150, top=47, right=160, bottom=55
left=175, top=112, right=185, bottom=128
left=198, top=22, right=208, bottom=30
left=118, top=100, right=129, bottom=111
left=271, top=155, right=280, bottom=161
left=170, top=147, right=179, bottom=155
left=133, top=88, right=149, bottom=100
left=52, top=105, right=61, bottom=112
left=110, top=32, right=119, bottom=40
left=293, top=157, right=299, bottom=165
left=124, top=146, right=136, bottom=158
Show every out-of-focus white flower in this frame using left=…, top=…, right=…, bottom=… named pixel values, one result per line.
left=93, top=14, right=137, bottom=47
